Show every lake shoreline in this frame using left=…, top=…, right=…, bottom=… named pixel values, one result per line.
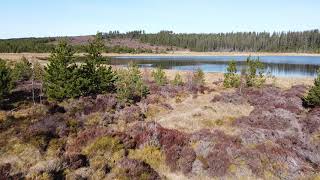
left=1, top=51, right=320, bottom=61
left=148, top=68, right=315, bottom=89
left=105, top=51, right=320, bottom=57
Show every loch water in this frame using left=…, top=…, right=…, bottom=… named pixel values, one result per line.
left=111, top=56, right=320, bottom=77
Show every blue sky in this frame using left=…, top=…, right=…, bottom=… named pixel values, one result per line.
left=1, top=0, right=320, bottom=39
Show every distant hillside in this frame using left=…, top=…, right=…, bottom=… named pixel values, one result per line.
left=1, top=29, right=320, bottom=53
left=0, top=33, right=185, bottom=53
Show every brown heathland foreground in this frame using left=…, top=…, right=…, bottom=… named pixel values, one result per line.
left=1, top=56, right=320, bottom=179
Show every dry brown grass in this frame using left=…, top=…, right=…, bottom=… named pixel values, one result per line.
left=142, top=68, right=313, bottom=135
left=0, top=53, right=50, bottom=61
left=149, top=89, right=253, bottom=134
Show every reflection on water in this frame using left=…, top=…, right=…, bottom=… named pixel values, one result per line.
left=111, top=56, right=320, bottom=77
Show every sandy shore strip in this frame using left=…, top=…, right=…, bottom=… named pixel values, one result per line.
left=1, top=51, right=320, bottom=61
left=104, top=51, right=320, bottom=57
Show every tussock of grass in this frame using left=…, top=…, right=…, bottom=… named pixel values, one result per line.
left=0, top=140, right=42, bottom=175
left=83, top=136, right=124, bottom=158
left=46, top=138, right=66, bottom=158
left=129, top=146, right=166, bottom=170
left=145, top=104, right=168, bottom=119
left=84, top=112, right=103, bottom=126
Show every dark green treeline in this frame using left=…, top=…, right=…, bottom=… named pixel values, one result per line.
left=138, top=30, right=320, bottom=53
left=1, top=29, right=320, bottom=53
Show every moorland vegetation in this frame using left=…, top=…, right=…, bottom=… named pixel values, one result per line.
left=0, top=33, right=320, bottom=179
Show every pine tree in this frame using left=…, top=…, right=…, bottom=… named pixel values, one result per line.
left=11, top=56, right=32, bottom=82
left=303, top=69, right=320, bottom=107
left=223, top=60, right=240, bottom=88
left=76, top=32, right=116, bottom=96
left=33, top=61, right=45, bottom=81
left=193, top=68, right=205, bottom=86
left=44, top=40, right=78, bottom=101
left=116, top=63, right=149, bottom=103
left=0, top=59, right=12, bottom=100
left=172, top=73, right=183, bottom=86
left=245, top=57, right=266, bottom=87
left=152, top=66, right=167, bottom=86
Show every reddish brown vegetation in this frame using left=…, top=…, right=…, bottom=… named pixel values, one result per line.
left=65, top=94, right=118, bottom=117
left=2, top=74, right=320, bottom=179
left=117, top=105, right=145, bottom=123
left=0, top=163, right=23, bottom=180
left=207, top=85, right=320, bottom=178
left=115, top=158, right=161, bottom=180
left=66, top=127, right=110, bottom=153
left=62, top=153, right=89, bottom=170
left=128, top=122, right=197, bottom=174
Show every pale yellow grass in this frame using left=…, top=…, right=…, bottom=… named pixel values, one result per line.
left=148, top=89, right=253, bottom=134
left=0, top=53, right=50, bottom=61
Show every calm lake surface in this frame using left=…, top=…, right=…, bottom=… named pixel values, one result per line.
left=111, top=56, right=320, bottom=77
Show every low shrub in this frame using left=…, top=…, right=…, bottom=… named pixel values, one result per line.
left=193, top=68, right=205, bottom=86
left=63, top=153, right=89, bottom=170
left=303, top=69, right=320, bottom=107
left=117, top=105, right=145, bottom=123
left=245, top=57, right=266, bottom=87
left=0, top=59, right=12, bottom=100
left=223, top=60, right=240, bottom=88
left=116, top=63, right=149, bottom=103
left=152, top=66, right=167, bottom=86
left=172, top=73, right=183, bottom=86
left=11, top=56, right=32, bottom=82
left=111, top=158, right=161, bottom=180
left=206, top=149, right=231, bottom=177
left=0, top=163, right=11, bottom=179
left=83, top=136, right=124, bottom=158
left=65, top=127, right=109, bottom=153
left=28, top=115, right=67, bottom=151
left=186, top=69, right=205, bottom=93
left=128, top=146, right=166, bottom=170
left=32, top=61, right=45, bottom=81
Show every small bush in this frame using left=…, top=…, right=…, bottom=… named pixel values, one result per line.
left=33, top=61, right=45, bottom=81
left=172, top=73, right=183, bottom=86
left=117, top=105, right=145, bottom=123
left=112, top=158, right=161, bottom=180
left=152, top=66, right=167, bottom=86
left=116, top=63, right=149, bottom=103
left=223, top=60, right=240, bottom=88
left=245, top=57, right=266, bottom=87
left=11, top=56, right=32, bottom=82
left=193, top=68, right=205, bottom=86
left=0, top=59, right=12, bottom=100
left=303, top=69, right=320, bottom=107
